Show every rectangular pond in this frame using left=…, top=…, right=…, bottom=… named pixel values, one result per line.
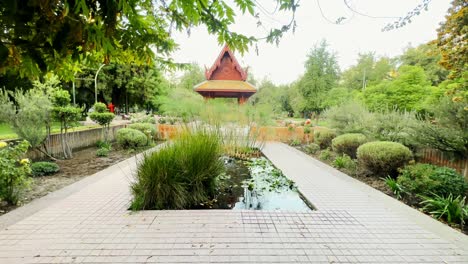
left=197, top=156, right=314, bottom=211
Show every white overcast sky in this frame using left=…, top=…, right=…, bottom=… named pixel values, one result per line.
left=169, top=0, right=451, bottom=84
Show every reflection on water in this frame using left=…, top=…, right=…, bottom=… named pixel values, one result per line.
left=212, top=157, right=313, bottom=211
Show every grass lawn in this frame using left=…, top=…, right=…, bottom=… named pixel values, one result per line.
left=0, top=122, right=102, bottom=140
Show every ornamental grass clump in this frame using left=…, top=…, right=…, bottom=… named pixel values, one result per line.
left=332, top=133, right=367, bottom=158
left=356, top=141, right=412, bottom=178
left=116, top=128, right=147, bottom=149
left=130, top=130, right=224, bottom=210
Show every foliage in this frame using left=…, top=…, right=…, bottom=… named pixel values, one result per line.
left=362, top=65, right=436, bottom=112
left=89, top=102, right=115, bottom=142
left=333, top=154, right=356, bottom=170
left=412, top=96, right=467, bottom=158
left=399, top=43, right=449, bottom=85
left=323, top=101, right=371, bottom=134
left=51, top=89, right=82, bottom=159
left=331, top=133, right=367, bottom=158
left=0, top=0, right=299, bottom=79
left=96, top=140, right=112, bottom=150
left=96, top=148, right=110, bottom=157
left=250, top=80, right=294, bottom=116
left=0, top=140, right=31, bottom=205
left=130, top=129, right=224, bottom=210
left=434, top=0, right=467, bottom=79
left=319, top=149, right=333, bottom=161
left=288, top=139, right=301, bottom=147
left=31, top=162, right=60, bottom=177
left=128, top=123, right=158, bottom=143
left=314, top=129, right=336, bottom=149
left=356, top=141, right=413, bottom=177
left=365, top=109, right=419, bottom=148
left=341, top=52, right=395, bottom=90
left=116, top=128, right=147, bottom=149
left=304, top=143, right=320, bottom=155
left=398, top=164, right=468, bottom=200
left=0, top=89, right=51, bottom=149
left=420, top=194, right=468, bottom=226
left=130, top=113, right=156, bottom=124
left=383, top=176, right=403, bottom=200
left=296, top=40, right=340, bottom=115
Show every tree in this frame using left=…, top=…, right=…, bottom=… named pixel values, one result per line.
left=362, top=65, right=436, bottom=112
left=89, top=103, right=115, bottom=143
left=178, top=64, right=205, bottom=91
left=51, top=89, right=82, bottom=159
left=0, top=89, right=51, bottom=153
left=434, top=0, right=467, bottom=79
left=296, top=40, right=340, bottom=117
left=341, top=52, right=395, bottom=90
left=0, top=0, right=299, bottom=79
left=74, top=63, right=169, bottom=113
left=400, top=43, right=449, bottom=85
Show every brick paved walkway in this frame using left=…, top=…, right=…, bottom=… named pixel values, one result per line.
left=0, top=142, right=467, bottom=263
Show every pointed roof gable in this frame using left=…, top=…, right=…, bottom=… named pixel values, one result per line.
left=205, top=44, right=248, bottom=81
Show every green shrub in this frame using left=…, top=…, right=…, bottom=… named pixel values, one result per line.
left=288, top=139, right=301, bottom=146
left=304, top=143, right=320, bottom=154
left=130, top=130, right=224, bottom=210
left=128, top=123, right=157, bottom=141
left=332, top=133, right=367, bottom=158
left=314, top=129, right=336, bottom=149
left=333, top=154, right=356, bottom=170
left=319, top=149, right=333, bottom=161
left=31, top=161, right=60, bottom=177
left=0, top=140, right=31, bottom=205
left=397, top=164, right=468, bottom=199
left=323, top=101, right=370, bottom=134
left=96, top=148, right=110, bottom=157
left=420, top=194, right=468, bottom=226
left=96, top=140, right=112, bottom=150
left=116, top=128, right=147, bottom=149
left=356, top=141, right=412, bottom=177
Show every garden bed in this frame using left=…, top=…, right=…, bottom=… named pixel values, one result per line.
left=293, top=145, right=468, bottom=234
left=0, top=145, right=153, bottom=216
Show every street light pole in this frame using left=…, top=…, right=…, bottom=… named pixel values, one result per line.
left=94, top=64, right=106, bottom=103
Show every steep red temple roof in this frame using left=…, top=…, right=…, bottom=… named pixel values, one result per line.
left=205, top=44, right=248, bottom=81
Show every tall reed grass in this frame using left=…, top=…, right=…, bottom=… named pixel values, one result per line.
left=130, top=129, right=224, bottom=210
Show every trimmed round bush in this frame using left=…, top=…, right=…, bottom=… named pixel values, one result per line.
left=128, top=123, right=157, bottom=140
left=116, top=128, right=148, bottom=149
left=356, top=141, right=412, bottom=177
left=332, top=133, right=367, bottom=158
left=314, top=129, right=336, bottom=149
left=398, top=164, right=468, bottom=199
left=31, top=162, right=60, bottom=177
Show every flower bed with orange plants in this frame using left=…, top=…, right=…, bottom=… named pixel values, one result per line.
left=158, top=124, right=182, bottom=139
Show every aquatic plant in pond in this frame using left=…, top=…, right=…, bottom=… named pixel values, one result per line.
left=233, top=157, right=311, bottom=211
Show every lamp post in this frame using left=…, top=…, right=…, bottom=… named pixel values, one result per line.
left=94, top=64, right=106, bottom=103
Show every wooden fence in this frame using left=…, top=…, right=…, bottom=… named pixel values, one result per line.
left=26, top=124, right=127, bottom=159
left=417, top=148, right=468, bottom=178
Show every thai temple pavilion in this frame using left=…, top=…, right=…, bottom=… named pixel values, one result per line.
left=194, top=44, right=256, bottom=104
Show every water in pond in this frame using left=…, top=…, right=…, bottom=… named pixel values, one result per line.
left=208, top=157, right=313, bottom=211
